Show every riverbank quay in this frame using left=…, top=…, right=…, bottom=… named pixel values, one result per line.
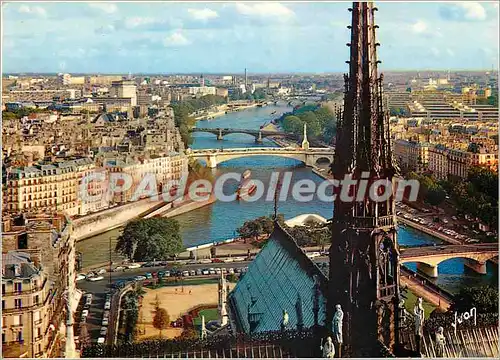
left=400, top=267, right=453, bottom=311
left=73, top=194, right=216, bottom=241
left=398, top=217, right=462, bottom=245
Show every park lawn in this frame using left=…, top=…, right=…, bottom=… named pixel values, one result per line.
left=403, top=289, right=436, bottom=319
left=193, top=308, right=219, bottom=326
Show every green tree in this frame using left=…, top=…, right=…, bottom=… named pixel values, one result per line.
left=299, top=112, right=321, bottom=137
left=152, top=308, right=170, bottom=336
left=282, top=115, right=303, bottom=134
left=451, top=285, right=498, bottom=314
left=116, top=218, right=184, bottom=261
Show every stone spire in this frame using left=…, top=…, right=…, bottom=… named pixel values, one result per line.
left=301, top=123, right=310, bottom=150
left=328, top=2, right=400, bottom=356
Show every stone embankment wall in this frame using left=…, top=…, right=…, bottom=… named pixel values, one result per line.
left=72, top=198, right=165, bottom=241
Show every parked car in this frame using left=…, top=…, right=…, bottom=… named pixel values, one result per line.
left=228, top=268, right=235, bottom=274
left=212, top=258, right=223, bottom=263
left=113, top=266, right=125, bottom=271
left=134, top=275, right=146, bottom=281
left=202, top=269, right=209, bottom=275
left=196, top=269, right=202, bottom=276
left=97, top=268, right=107, bottom=275
left=142, top=263, right=155, bottom=268
left=112, top=280, right=126, bottom=289
left=182, top=270, right=189, bottom=277
left=100, top=327, right=108, bottom=336
left=127, top=263, right=141, bottom=269
left=102, top=317, right=109, bottom=326
left=104, top=301, right=111, bottom=310
left=189, top=270, right=196, bottom=276
left=97, top=337, right=106, bottom=344
left=84, top=295, right=92, bottom=307
left=145, top=272, right=153, bottom=279
left=88, top=276, right=104, bottom=282
left=76, top=274, right=86, bottom=281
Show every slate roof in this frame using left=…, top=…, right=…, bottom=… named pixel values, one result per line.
left=2, top=251, right=40, bottom=279
left=229, top=223, right=329, bottom=334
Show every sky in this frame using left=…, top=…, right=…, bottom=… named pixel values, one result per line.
left=2, top=1, right=499, bottom=74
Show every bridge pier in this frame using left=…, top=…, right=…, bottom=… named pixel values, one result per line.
left=206, top=156, right=218, bottom=169
left=464, top=259, right=487, bottom=275
left=217, top=129, right=224, bottom=141
left=417, top=262, right=438, bottom=278
left=255, top=131, right=263, bottom=144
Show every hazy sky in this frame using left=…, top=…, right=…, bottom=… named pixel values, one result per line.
left=2, top=2, right=499, bottom=74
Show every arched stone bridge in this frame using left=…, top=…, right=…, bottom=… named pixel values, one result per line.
left=191, top=128, right=296, bottom=143
left=400, top=243, right=498, bottom=277
left=187, top=147, right=333, bottom=168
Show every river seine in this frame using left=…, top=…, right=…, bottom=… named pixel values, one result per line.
left=77, top=105, right=497, bottom=294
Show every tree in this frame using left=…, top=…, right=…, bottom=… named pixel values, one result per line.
left=282, top=115, right=303, bottom=134
left=152, top=308, right=170, bottom=337
left=299, top=112, right=321, bottom=137
left=116, top=218, right=184, bottom=261
left=451, top=285, right=498, bottom=314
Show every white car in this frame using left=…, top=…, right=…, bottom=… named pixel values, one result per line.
left=76, top=274, right=86, bottom=281
left=81, top=309, right=89, bottom=318
left=104, top=301, right=111, bottom=310
left=88, top=276, right=104, bottom=282
left=97, top=337, right=106, bottom=344
left=127, top=263, right=141, bottom=269
left=102, top=317, right=109, bottom=326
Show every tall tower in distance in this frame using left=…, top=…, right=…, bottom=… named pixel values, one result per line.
left=244, top=68, right=248, bottom=89
left=327, top=2, right=400, bottom=357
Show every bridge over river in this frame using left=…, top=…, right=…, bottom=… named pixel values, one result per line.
left=400, top=243, right=498, bottom=277
left=187, top=147, right=334, bottom=168
left=190, top=127, right=296, bottom=143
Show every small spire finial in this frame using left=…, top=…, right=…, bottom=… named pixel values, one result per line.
left=301, top=123, right=310, bottom=150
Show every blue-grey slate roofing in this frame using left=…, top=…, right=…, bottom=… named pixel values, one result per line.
left=229, top=223, right=329, bottom=334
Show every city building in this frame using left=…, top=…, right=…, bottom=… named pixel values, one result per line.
left=393, top=139, right=430, bottom=173
left=189, top=86, right=217, bottom=96
left=2, top=158, right=108, bottom=216
left=109, top=80, right=137, bottom=106
left=2, top=213, right=78, bottom=358
left=2, top=251, right=53, bottom=358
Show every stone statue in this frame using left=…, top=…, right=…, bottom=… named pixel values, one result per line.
left=413, top=297, right=425, bottom=337
left=281, top=310, right=289, bottom=331
left=435, top=326, right=446, bottom=357
left=333, top=304, right=344, bottom=344
left=413, top=297, right=425, bottom=354
left=321, top=336, right=335, bottom=358
left=399, top=299, right=408, bottom=323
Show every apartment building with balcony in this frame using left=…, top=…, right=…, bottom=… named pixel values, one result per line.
left=3, top=158, right=108, bottom=216
left=1, top=251, right=54, bottom=358
left=393, top=139, right=430, bottom=173
left=1, top=212, right=77, bottom=358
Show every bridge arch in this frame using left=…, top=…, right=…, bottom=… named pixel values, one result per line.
left=315, top=157, right=332, bottom=166
left=401, top=252, right=497, bottom=278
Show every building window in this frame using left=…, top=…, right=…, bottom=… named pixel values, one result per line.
left=34, top=295, right=39, bottom=305
left=14, top=299, right=22, bottom=309
left=13, top=315, right=21, bottom=326
left=14, top=283, right=22, bottom=293
left=1, top=284, right=5, bottom=294
left=17, top=331, right=23, bottom=342
left=1, top=300, right=4, bottom=310
left=2, top=333, right=5, bottom=344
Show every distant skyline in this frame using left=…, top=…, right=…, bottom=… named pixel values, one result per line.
left=2, top=2, right=499, bottom=74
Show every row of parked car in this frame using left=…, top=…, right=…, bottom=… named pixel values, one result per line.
left=131, top=267, right=248, bottom=282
